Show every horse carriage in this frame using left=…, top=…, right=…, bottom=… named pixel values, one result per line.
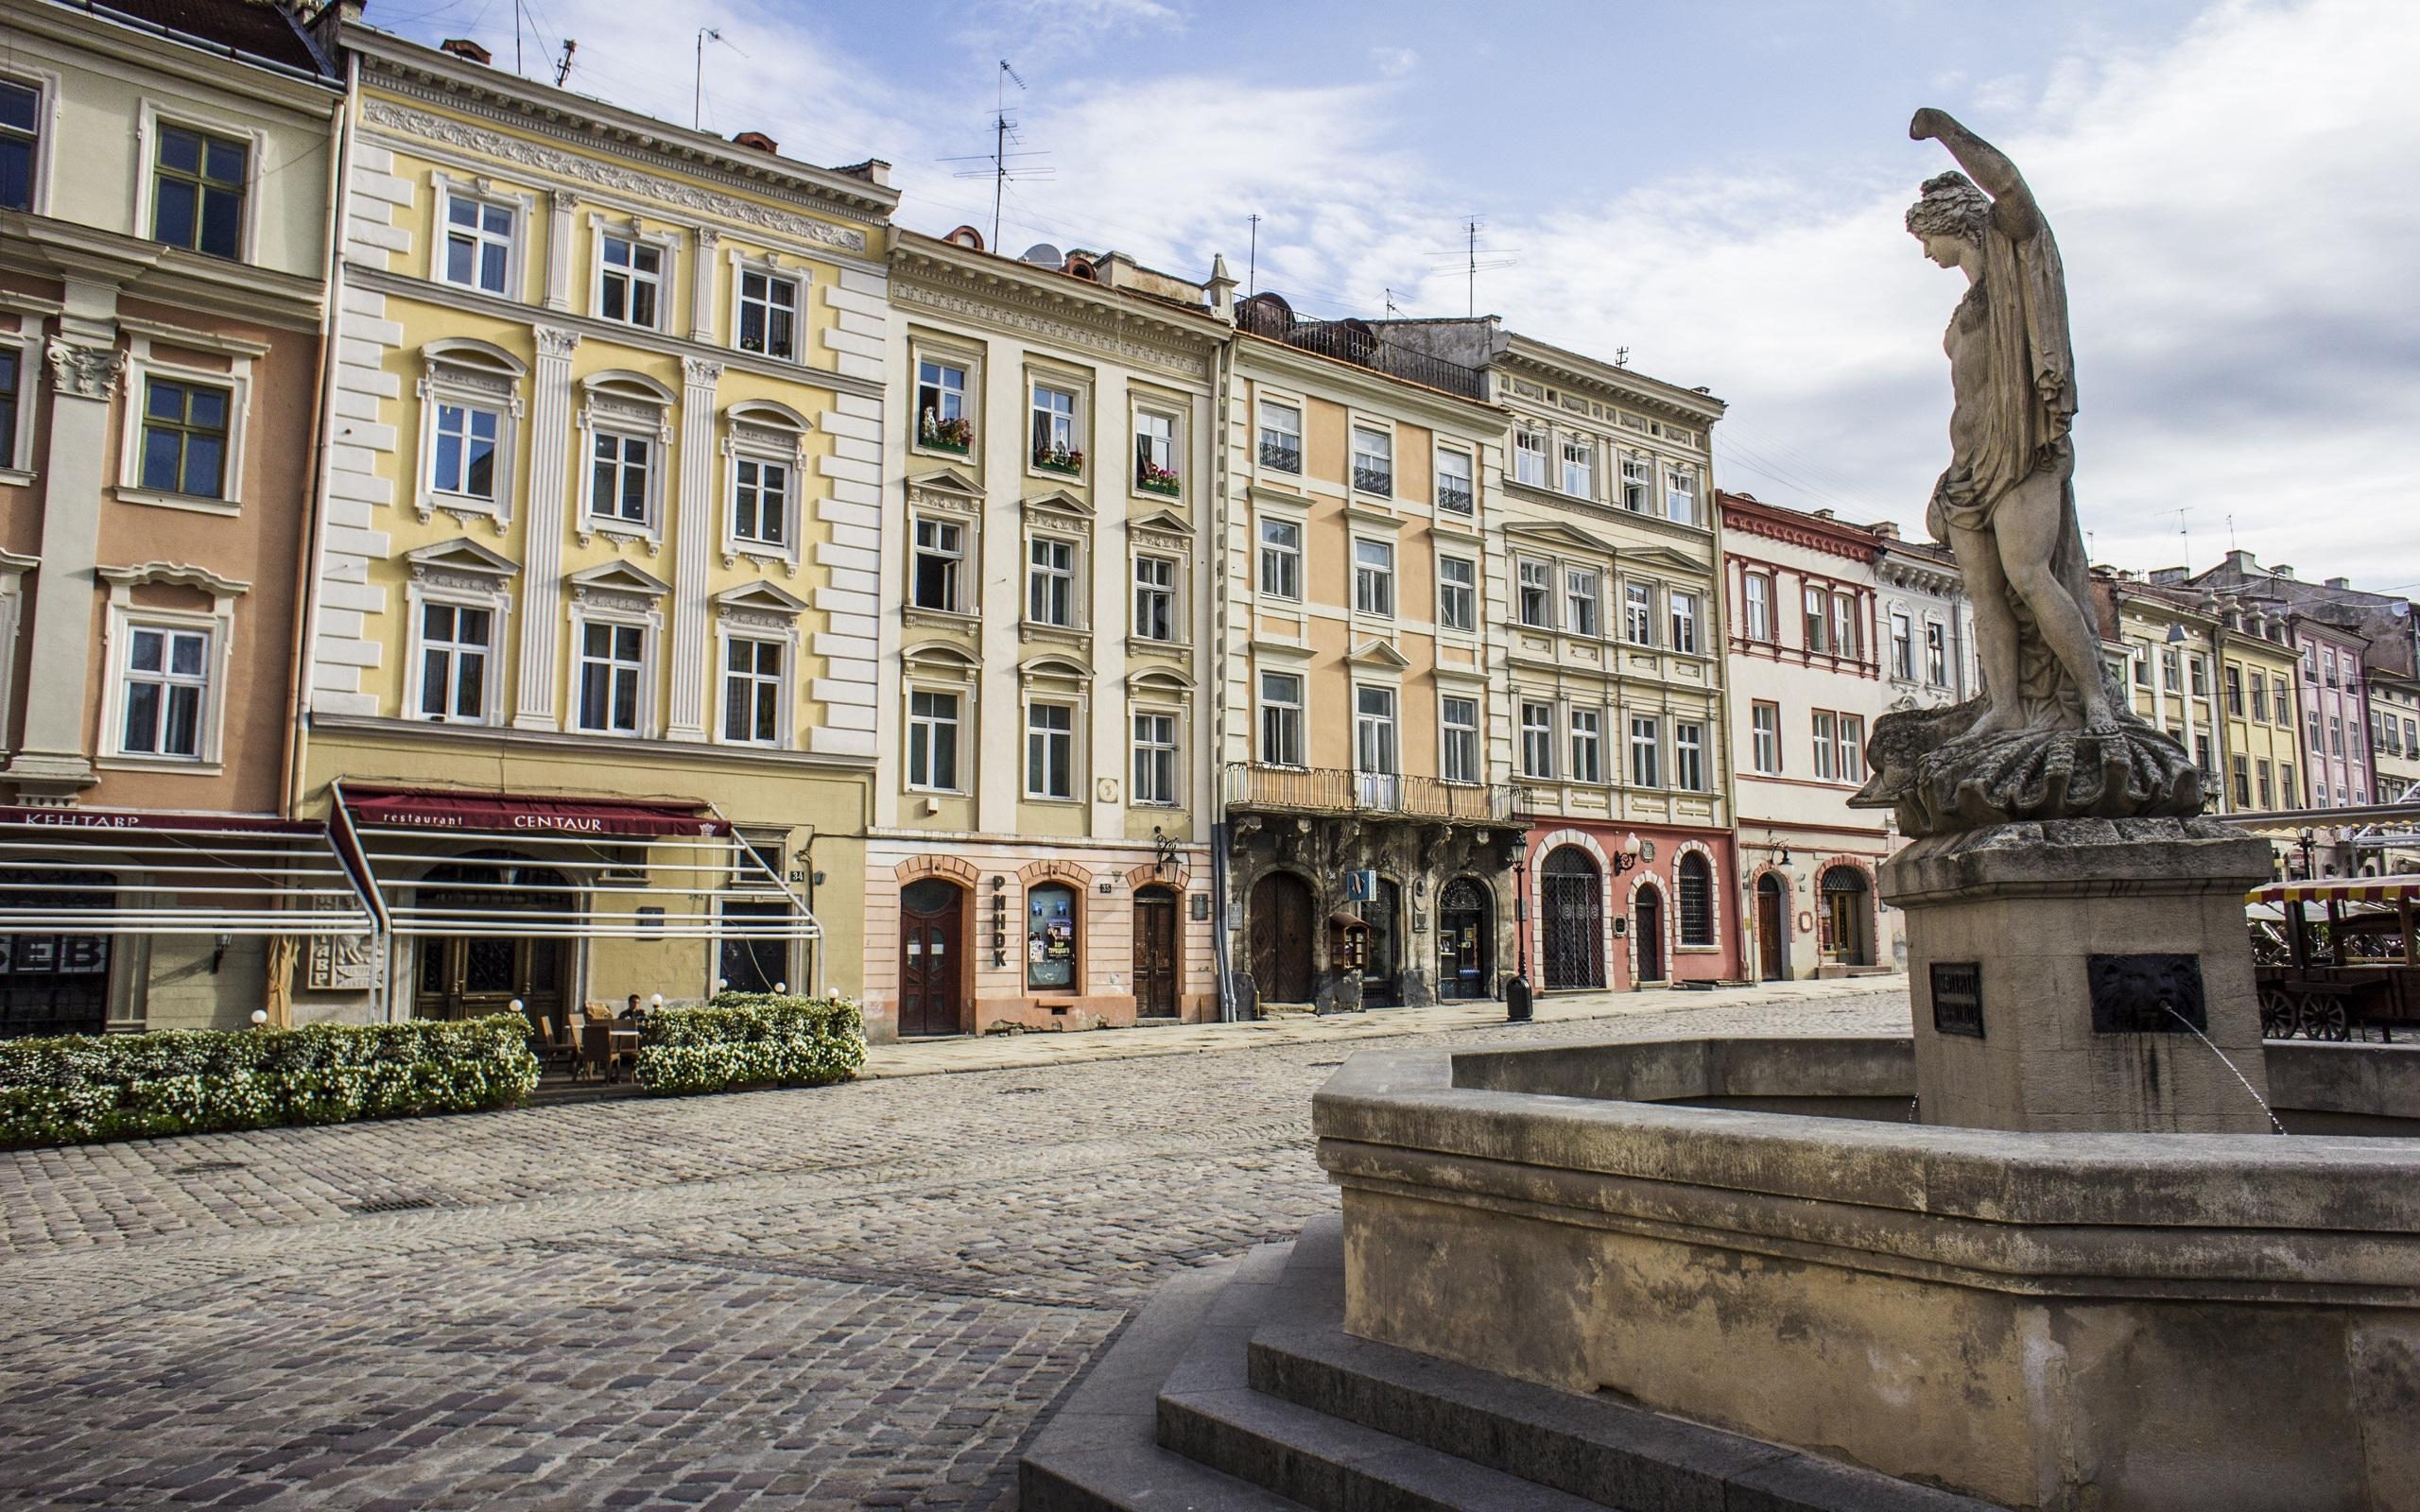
left=2249, top=875, right=2420, bottom=1040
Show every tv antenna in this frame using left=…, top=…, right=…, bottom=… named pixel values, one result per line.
left=1615, top=346, right=1630, bottom=367
left=1430, top=217, right=1517, bottom=318
left=942, top=61, right=1052, bottom=252
left=694, top=28, right=747, bottom=130
left=1246, top=213, right=1259, bottom=297
left=2174, top=505, right=2191, bottom=576
left=553, top=38, right=578, bottom=87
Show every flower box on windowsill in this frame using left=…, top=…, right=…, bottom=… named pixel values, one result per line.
left=1033, top=448, right=1084, bottom=477
left=920, top=417, right=974, bottom=455
left=1135, top=467, right=1181, bottom=497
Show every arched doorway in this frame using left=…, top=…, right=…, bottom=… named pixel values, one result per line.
left=1249, top=871, right=1314, bottom=1004
left=1361, top=877, right=1401, bottom=1006
left=1634, top=883, right=1666, bottom=984
left=1132, top=885, right=1179, bottom=1019
left=414, top=852, right=572, bottom=1036
left=1822, top=867, right=1873, bottom=967
left=1436, top=877, right=1492, bottom=1000
left=0, top=868, right=113, bottom=1040
left=898, top=878, right=966, bottom=1037
left=1755, top=873, right=1788, bottom=981
left=1541, top=846, right=1604, bottom=990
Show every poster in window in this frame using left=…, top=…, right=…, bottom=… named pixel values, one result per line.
left=1028, top=886, right=1076, bottom=988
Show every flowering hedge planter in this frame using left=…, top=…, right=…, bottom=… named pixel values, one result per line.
left=632, top=991, right=865, bottom=1097
left=0, top=1013, right=540, bottom=1149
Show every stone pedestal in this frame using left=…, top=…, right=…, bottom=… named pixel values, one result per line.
left=1882, top=816, right=2274, bottom=1133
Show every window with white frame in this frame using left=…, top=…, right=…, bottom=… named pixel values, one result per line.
left=1437, top=555, right=1477, bottom=632
left=429, top=400, right=501, bottom=506
left=721, top=636, right=785, bottom=745
left=1623, top=581, right=1654, bottom=644
left=1629, top=715, right=1661, bottom=787
left=1811, top=710, right=1838, bottom=781
left=1133, top=409, right=1179, bottom=495
left=151, top=121, right=247, bottom=259
left=1620, top=454, right=1652, bottom=512
left=0, top=339, right=22, bottom=472
left=1560, top=435, right=1594, bottom=497
left=1674, top=720, right=1705, bottom=791
left=735, top=268, right=800, bottom=359
left=1838, top=713, right=1866, bottom=783
left=0, top=77, right=38, bottom=214
left=1513, top=428, right=1547, bottom=488
left=1804, top=585, right=1830, bottom=654
left=1441, top=696, right=1479, bottom=783
left=912, top=517, right=965, bottom=612
left=1031, top=381, right=1081, bottom=472
left=1891, top=610, right=1914, bottom=678
left=915, top=356, right=972, bottom=452
left=1570, top=708, right=1603, bottom=783
left=907, top=689, right=960, bottom=790
left=1351, top=425, right=1392, bottom=496
left=1669, top=591, right=1701, bottom=655
left=1355, top=685, right=1398, bottom=774
left=1565, top=569, right=1601, bottom=637
left=597, top=232, right=665, bottom=328
left=576, top=620, right=647, bottom=733
left=1517, top=559, right=1551, bottom=627
left=1258, top=401, right=1302, bottom=472
left=441, top=190, right=515, bottom=296
left=1132, top=711, right=1179, bottom=805
left=1258, top=517, right=1302, bottom=600
left=1750, top=701, right=1780, bottom=774
left=1027, top=701, right=1077, bottom=798
left=1664, top=465, right=1698, bottom=524
left=1924, top=622, right=1947, bottom=684
left=1831, top=593, right=1860, bottom=660
left=1260, top=670, right=1305, bottom=765
left=1028, top=537, right=1078, bottom=627
left=730, top=455, right=791, bottom=551
left=417, top=602, right=492, bottom=723
left=138, top=376, right=231, bottom=498
left=1437, top=447, right=1475, bottom=513
left=1521, top=700, right=1554, bottom=778
left=1743, top=573, right=1772, bottom=642
left=589, top=429, right=652, bottom=525
left=1133, top=555, right=1178, bottom=641
left=1353, top=539, right=1395, bottom=617
left=118, top=625, right=209, bottom=758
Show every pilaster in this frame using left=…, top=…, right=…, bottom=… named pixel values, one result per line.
left=688, top=229, right=719, bottom=344
left=544, top=189, right=581, bottom=312
left=514, top=325, right=579, bottom=730
left=668, top=355, right=721, bottom=740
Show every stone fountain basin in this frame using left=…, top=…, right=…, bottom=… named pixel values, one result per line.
left=1314, top=1035, right=2420, bottom=1512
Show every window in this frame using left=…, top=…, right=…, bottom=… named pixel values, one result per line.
left=2222, top=664, right=2243, bottom=716
left=0, top=342, right=19, bottom=471
left=1134, top=409, right=1179, bottom=495
left=1664, top=466, right=1697, bottom=524
left=1560, top=435, right=1593, bottom=497
left=2133, top=650, right=2152, bottom=688
left=1629, top=715, right=1661, bottom=788
left=1620, top=454, right=1651, bottom=512
left=1028, top=538, right=1078, bottom=627
left=2279, top=685, right=2295, bottom=728
left=1925, top=623, right=1948, bottom=685
left=1133, top=556, right=1177, bottom=641
left=1257, top=517, right=1302, bottom=600
left=0, top=78, right=36, bottom=213
left=430, top=402, right=501, bottom=504
left=152, top=123, right=246, bottom=258
left=1744, top=574, right=1772, bottom=642
left=731, top=457, right=790, bottom=549
left=1437, top=556, right=1476, bottom=632
left=119, top=626, right=208, bottom=757
left=1517, top=560, right=1551, bottom=627
left=907, top=690, right=959, bottom=790
left=598, top=234, right=663, bottom=328
left=1259, top=671, right=1304, bottom=765
left=912, top=518, right=964, bottom=612
left=1569, top=708, right=1602, bottom=783
left=915, top=358, right=971, bottom=452
left=441, top=191, right=514, bottom=295
left=1831, top=593, right=1860, bottom=661
left=576, top=621, right=646, bottom=733
left=138, top=378, right=230, bottom=498
left=1555, top=569, right=1596, bottom=637
left=1751, top=701, right=1781, bottom=774
left=2256, top=759, right=2274, bottom=810
left=1027, top=701, right=1076, bottom=798
left=1351, top=426, right=1392, bottom=496
left=1437, top=448, right=1475, bottom=513
left=2232, top=754, right=2252, bottom=808
left=1837, top=713, right=1866, bottom=784
left=1030, top=383, right=1080, bottom=471
left=1812, top=710, right=1838, bottom=781
left=1891, top=611, right=1914, bottom=679
left=1677, top=853, right=1714, bottom=946
left=1669, top=592, right=1701, bottom=656
left=1520, top=701, right=1554, bottom=778
left=2322, top=651, right=2337, bottom=689
left=589, top=431, right=652, bottom=524
left=722, top=637, right=784, bottom=745
left=1133, top=712, right=1179, bottom=805
left=1624, top=582, right=1654, bottom=644
left=2282, top=762, right=2296, bottom=805
left=1353, top=539, right=1394, bottom=617
left=1513, top=428, right=1547, bottom=488
left=1441, top=696, right=1479, bottom=783
left=1027, top=881, right=1079, bottom=990
left=2330, top=715, right=2344, bottom=756
left=736, top=269, right=799, bottom=359
left=2190, top=657, right=2210, bottom=698
left=2161, top=647, right=2182, bottom=690
left=1355, top=686, right=1397, bottom=774
left=417, top=603, right=490, bottom=722
left=1804, top=587, right=1829, bottom=655
left=1258, top=401, right=1301, bottom=472
left=1675, top=721, right=1705, bottom=791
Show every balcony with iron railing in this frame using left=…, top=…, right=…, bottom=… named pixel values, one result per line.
left=1250, top=313, right=1490, bottom=403
left=1223, top=763, right=1514, bottom=823
left=1258, top=438, right=1302, bottom=472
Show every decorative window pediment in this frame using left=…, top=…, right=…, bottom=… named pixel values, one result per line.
left=1019, top=653, right=1092, bottom=688
left=1024, top=486, right=1094, bottom=522
left=1129, top=666, right=1194, bottom=695
left=406, top=536, right=521, bottom=593
left=903, top=640, right=980, bottom=682
left=568, top=559, right=672, bottom=616
left=1129, top=507, right=1194, bottom=544
left=1503, top=519, right=1618, bottom=558
left=713, top=578, right=809, bottom=631
left=1348, top=638, right=1413, bottom=670
left=581, top=369, right=677, bottom=415
left=423, top=336, right=527, bottom=381
left=725, top=397, right=811, bottom=441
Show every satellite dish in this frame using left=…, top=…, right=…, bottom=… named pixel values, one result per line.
left=1022, top=242, right=1063, bottom=266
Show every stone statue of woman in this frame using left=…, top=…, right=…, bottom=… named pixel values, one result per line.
left=1855, top=109, right=2200, bottom=834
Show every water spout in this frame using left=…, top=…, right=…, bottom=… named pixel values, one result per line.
left=2161, top=1004, right=2286, bottom=1135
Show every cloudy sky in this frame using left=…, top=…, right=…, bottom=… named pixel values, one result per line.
left=379, top=0, right=2420, bottom=593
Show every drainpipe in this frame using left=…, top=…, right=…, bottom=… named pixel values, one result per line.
left=1207, top=307, right=1238, bottom=1021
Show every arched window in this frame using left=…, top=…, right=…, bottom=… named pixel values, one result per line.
left=1027, top=882, right=1079, bottom=991
left=1677, top=852, right=1715, bottom=946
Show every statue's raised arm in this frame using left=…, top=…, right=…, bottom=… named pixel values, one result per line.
left=1909, top=108, right=2042, bottom=241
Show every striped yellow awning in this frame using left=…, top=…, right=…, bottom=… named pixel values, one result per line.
left=2247, top=877, right=2420, bottom=905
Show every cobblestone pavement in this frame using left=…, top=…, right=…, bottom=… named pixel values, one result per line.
left=0, top=988, right=1907, bottom=1511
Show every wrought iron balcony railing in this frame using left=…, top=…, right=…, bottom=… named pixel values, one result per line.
left=1352, top=465, right=1393, bottom=497
left=1274, top=319, right=1490, bottom=402
left=1258, top=438, right=1302, bottom=472
left=1222, top=763, right=1513, bottom=822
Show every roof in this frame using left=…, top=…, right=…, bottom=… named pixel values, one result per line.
left=74, top=0, right=333, bottom=77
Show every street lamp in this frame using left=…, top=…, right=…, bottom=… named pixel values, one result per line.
left=1507, top=852, right=1532, bottom=1022
left=2296, top=828, right=2317, bottom=880
left=1613, top=832, right=1643, bottom=874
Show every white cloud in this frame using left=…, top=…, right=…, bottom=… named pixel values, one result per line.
left=1370, top=45, right=1419, bottom=79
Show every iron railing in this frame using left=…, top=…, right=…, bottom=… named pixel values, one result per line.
left=1275, top=319, right=1489, bottom=402
left=1352, top=464, right=1393, bottom=497
left=1223, top=763, right=1513, bottom=822
left=1257, top=438, right=1301, bottom=472
left=1437, top=481, right=1475, bottom=514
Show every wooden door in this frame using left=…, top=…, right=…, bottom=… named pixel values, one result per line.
left=1756, top=875, right=1787, bottom=981
left=1436, top=879, right=1491, bottom=1001
left=1635, top=886, right=1665, bottom=983
left=1249, top=871, right=1314, bottom=1004
left=415, top=936, right=567, bottom=1031
left=898, top=879, right=964, bottom=1037
left=1132, top=888, right=1178, bottom=1018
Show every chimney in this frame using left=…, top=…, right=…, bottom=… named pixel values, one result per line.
left=2150, top=566, right=2187, bottom=586
left=1205, top=252, right=1236, bottom=323
left=1869, top=520, right=1900, bottom=541
left=441, top=37, right=492, bottom=64
left=2273, top=564, right=2296, bottom=580
left=2326, top=576, right=2352, bottom=591
left=1811, top=507, right=1835, bottom=520
left=732, top=131, right=778, bottom=154
left=831, top=159, right=892, bottom=187
left=2225, top=549, right=2257, bottom=573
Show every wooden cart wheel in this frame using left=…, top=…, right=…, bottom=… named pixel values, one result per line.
left=2298, top=997, right=2351, bottom=1042
left=2258, top=990, right=2299, bottom=1040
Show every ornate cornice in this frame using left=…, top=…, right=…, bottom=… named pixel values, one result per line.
left=44, top=338, right=124, bottom=401
left=892, top=272, right=1211, bottom=381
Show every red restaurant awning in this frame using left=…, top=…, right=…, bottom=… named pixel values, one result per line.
left=339, top=787, right=728, bottom=839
